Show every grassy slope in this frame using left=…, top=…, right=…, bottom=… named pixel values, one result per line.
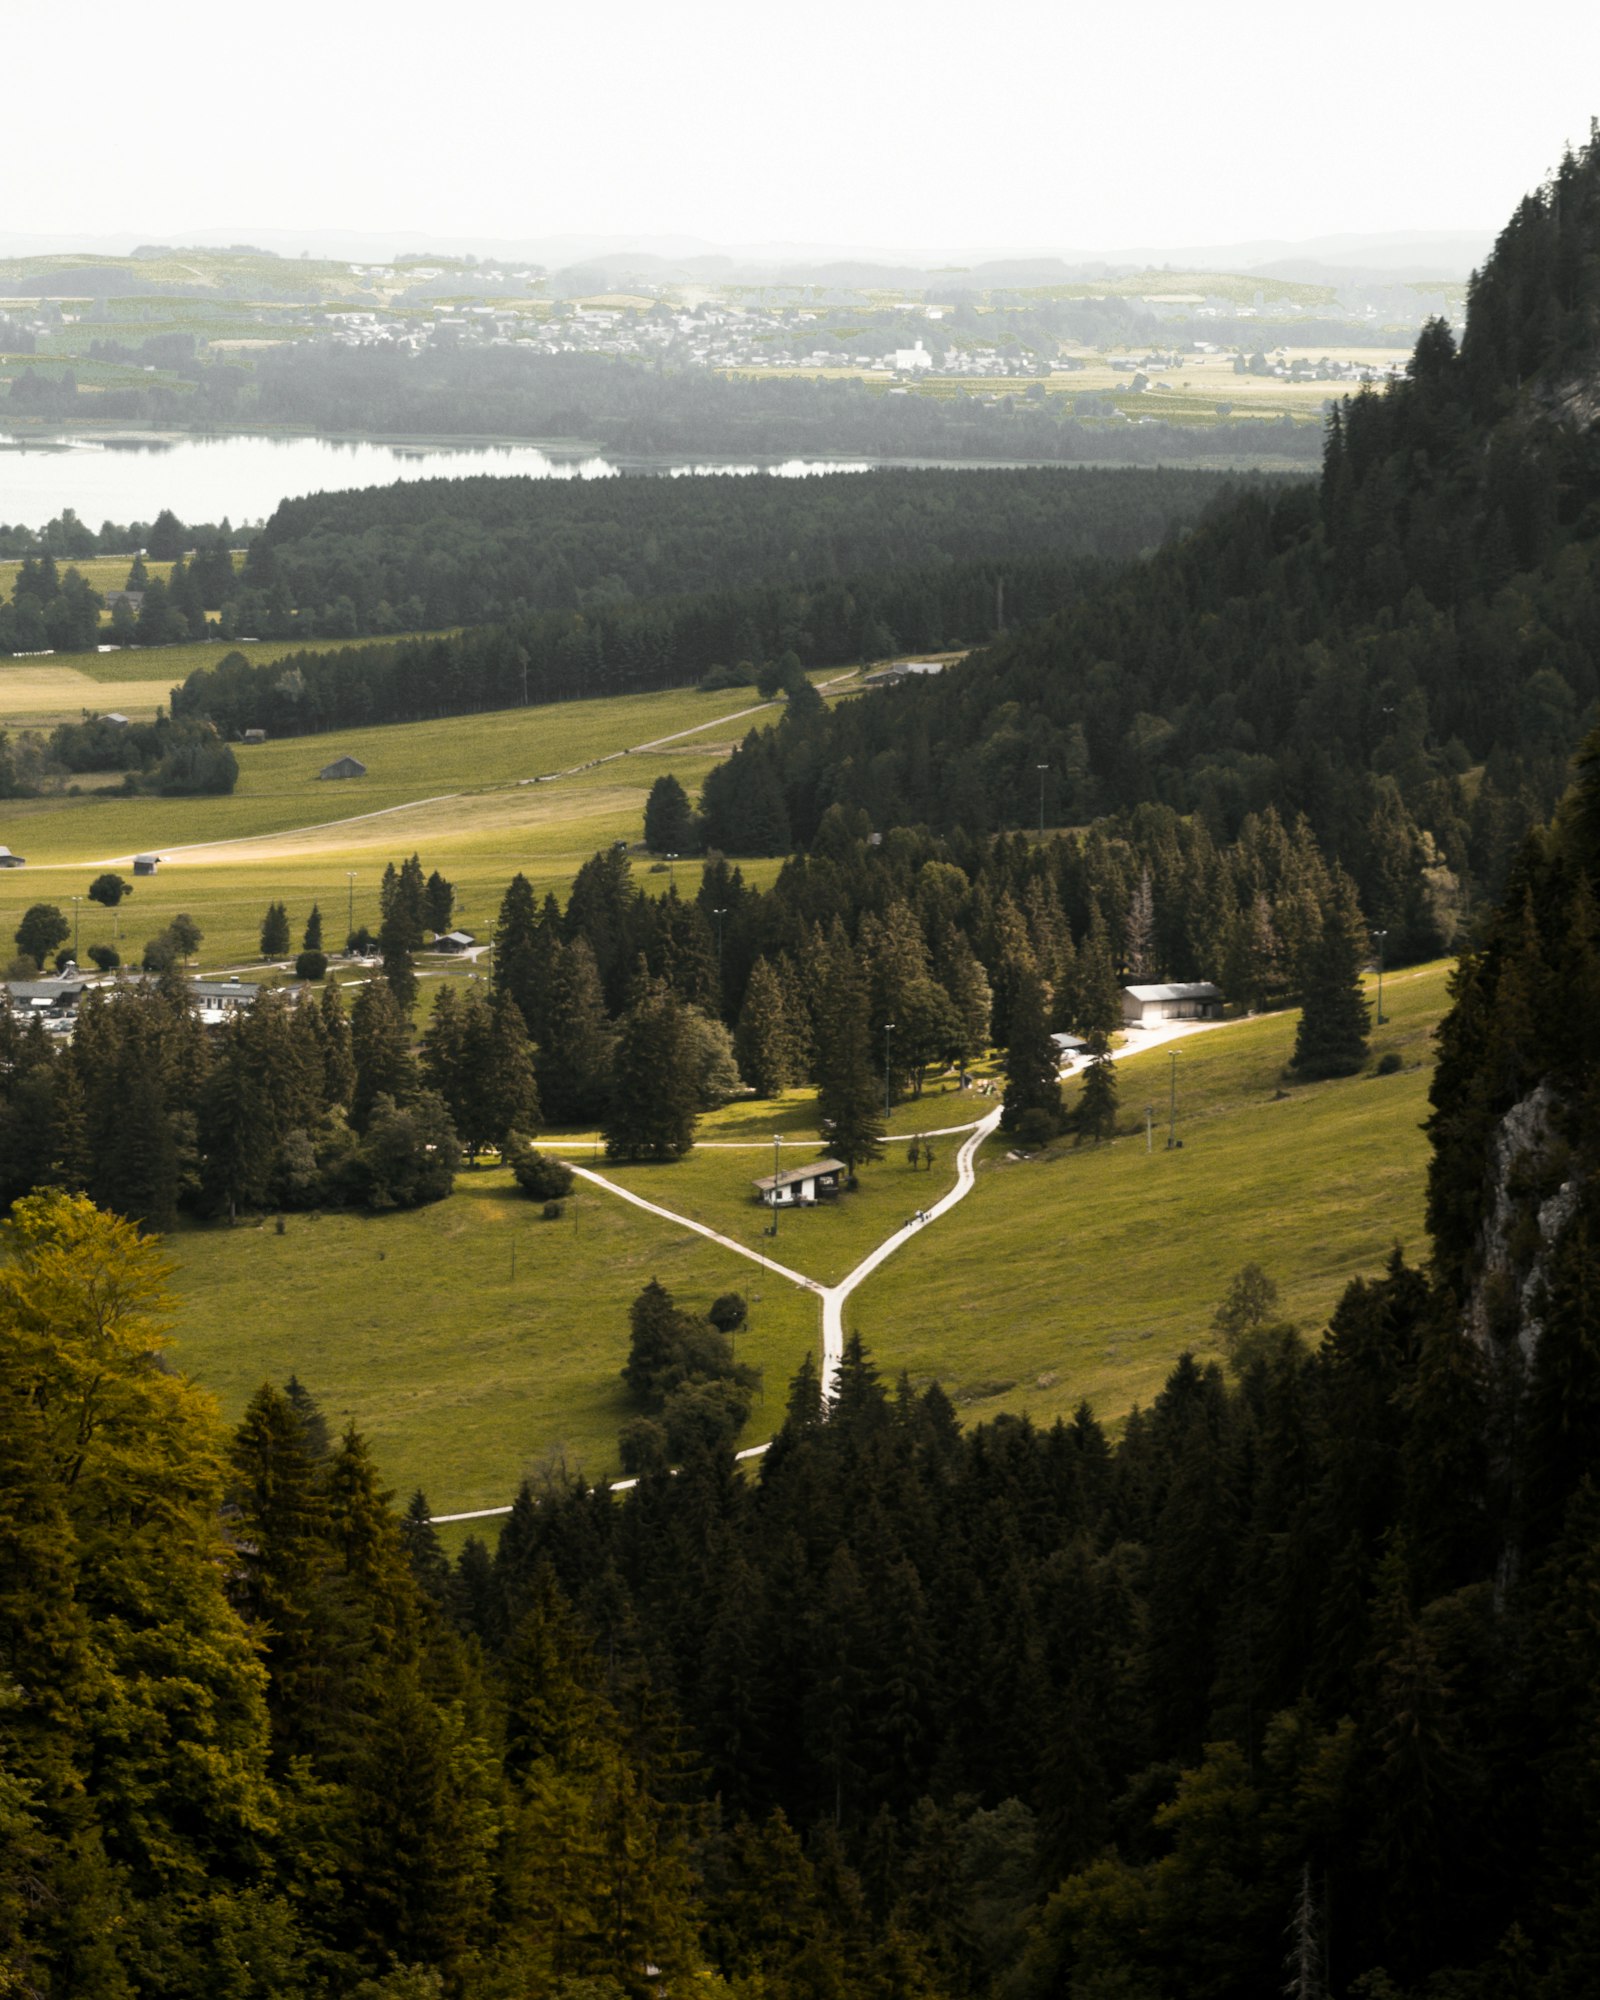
left=0, top=630, right=456, bottom=722
left=166, top=1166, right=818, bottom=1517
left=0, top=679, right=808, bottom=963
left=161, top=965, right=1449, bottom=1517
left=849, top=962, right=1449, bottom=1423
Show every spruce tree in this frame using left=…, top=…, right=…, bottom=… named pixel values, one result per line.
left=259, top=901, right=290, bottom=959
left=644, top=772, right=695, bottom=854
left=538, top=936, right=614, bottom=1125
left=813, top=941, right=884, bottom=1181
left=1001, top=964, right=1062, bottom=1134
left=603, top=975, right=700, bottom=1161
left=350, top=978, right=416, bottom=1130
left=423, top=870, right=455, bottom=935
left=1291, top=867, right=1371, bottom=1079
left=1073, top=1038, right=1119, bottom=1145
left=735, top=955, right=797, bottom=1097
left=302, top=903, right=324, bottom=954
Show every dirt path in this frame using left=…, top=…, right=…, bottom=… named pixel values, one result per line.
left=67, top=671, right=862, bottom=872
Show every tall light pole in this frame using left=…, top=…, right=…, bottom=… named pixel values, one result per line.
left=70, top=894, right=80, bottom=961
left=1373, top=927, right=1388, bottom=1025
left=769, top=1131, right=781, bottom=1237
left=346, top=870, right=357, bottom=945
left=1037, top=763, right=1049, bottom=840
left=713, top=905, right=727, bottom=988
left=666, top=851, right=677, bottom=887
left=1167, top=1052, right=1177, bottom=1150
left=884, top=1020, right=895, bottom=1120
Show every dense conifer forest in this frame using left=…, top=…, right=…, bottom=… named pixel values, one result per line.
left=6, top=723, right=1600, bottom=1996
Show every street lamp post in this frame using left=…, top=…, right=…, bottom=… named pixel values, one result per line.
left=768, top=1131, right=781, bottom=1237
left=713, top=905, right=727, bottom=984
left=346, top=871, right=357, bottom=946
left=1036, top=763, right=1049, bottom=840
left=1373, top=928, right=1388, bottom=1025
left=71, top=895, right=80, bottom=961
left=884, top=1020, right=895, bottom=1120
left=666, top=851, right=677, bottom=887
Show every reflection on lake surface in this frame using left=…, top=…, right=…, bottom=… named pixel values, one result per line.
left=0, top=430, right=873, bottom=531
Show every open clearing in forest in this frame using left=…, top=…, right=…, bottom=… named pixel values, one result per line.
left=0, top=674, right=842, bottom=962
left=163, top=967, right=1449, bottom=1520
left=0, top=628, right=458, bottom=722
left=850, top=962, right=1448, bottom=1426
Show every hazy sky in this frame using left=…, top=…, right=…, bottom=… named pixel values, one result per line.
left=13, top=0, right=1600, bottom=257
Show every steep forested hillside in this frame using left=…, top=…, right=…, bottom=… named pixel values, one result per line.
left=706, top=129, right=1600, bottom=922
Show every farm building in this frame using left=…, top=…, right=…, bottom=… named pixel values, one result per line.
left=432, top=930, right=476, bottom=953
left=1121, top=981, right=1223, bottom=1029
left=242, top=728, right=267, bottom=744
left=102, top=713, right=131, bottom=730
left=752, top=1157, right=845, bottom=1207
left=317, top=755, right=367, bottom=780
left=133, top=853, right=161, bottom=876
left=1051, top=1031, right=1086, bottom=1061
left=0, top=846, right=24, bottom=868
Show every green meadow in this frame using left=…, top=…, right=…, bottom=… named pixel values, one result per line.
left=165, top=1165, right=819, bottom=1519
left=848, top=962, right=1449, bottom=1425
left=0, top=678, right=814, bottom=963
left=155, top=965, right=1451, bottom=1523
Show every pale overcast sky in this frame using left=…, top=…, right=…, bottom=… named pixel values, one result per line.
left=11, top=0, right=1600, bottom=258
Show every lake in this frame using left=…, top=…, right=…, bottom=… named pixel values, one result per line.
left=0, top=430, right=873, bottom=532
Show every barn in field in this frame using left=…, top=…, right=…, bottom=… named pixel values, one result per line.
left=317, top=755, right=367, bottom=780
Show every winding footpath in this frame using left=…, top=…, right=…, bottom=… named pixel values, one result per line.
left=430, top=1013, right=1224, bottom=1524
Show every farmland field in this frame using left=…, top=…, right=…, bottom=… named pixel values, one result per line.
left=0, top=673, right=846, bottom=962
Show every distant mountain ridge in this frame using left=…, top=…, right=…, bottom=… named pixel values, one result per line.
left=0, top=225, right=1495, bottom=284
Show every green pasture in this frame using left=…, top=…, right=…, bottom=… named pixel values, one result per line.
left=600, top=1129, right=964, bottom=1290
left=849, top=962, right=1450, bottom=1425
left=165, top=1166, right=818, bottom=1517
left=0, top=678, right=814, bottom=962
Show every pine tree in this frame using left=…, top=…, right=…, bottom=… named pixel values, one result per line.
left=603, top=975, right=700, bottom=1161
left=350, top=978, right=416, bottom=1130
left=423, top=870, right=455, bottom=935
left=813, top=941, right=884, bottom=1180
left=735, top=955, right=797, bottom=1097
left=301, top=903, right=323, bottom=954
left=1001, top=964, right=1061, bottom=1134
left=644, top=772, right=695, bottom=853
left=1073, top=1038, right=1119, bottom=1145
left=259, top=901, right=290, bottom=959
left=538, top=936, right=614, bottom=1125
left=493, top=871, right=542, bottom=1030
left=1291, top=867, right=1371, bottom=1079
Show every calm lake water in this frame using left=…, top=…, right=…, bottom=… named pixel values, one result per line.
left=0, top=430, right=873, bottom=531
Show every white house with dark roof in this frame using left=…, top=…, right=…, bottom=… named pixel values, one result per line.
left=752, top=1157, right=845, bottom=1207
left=1121, top=982, right=1222, bottom=1029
